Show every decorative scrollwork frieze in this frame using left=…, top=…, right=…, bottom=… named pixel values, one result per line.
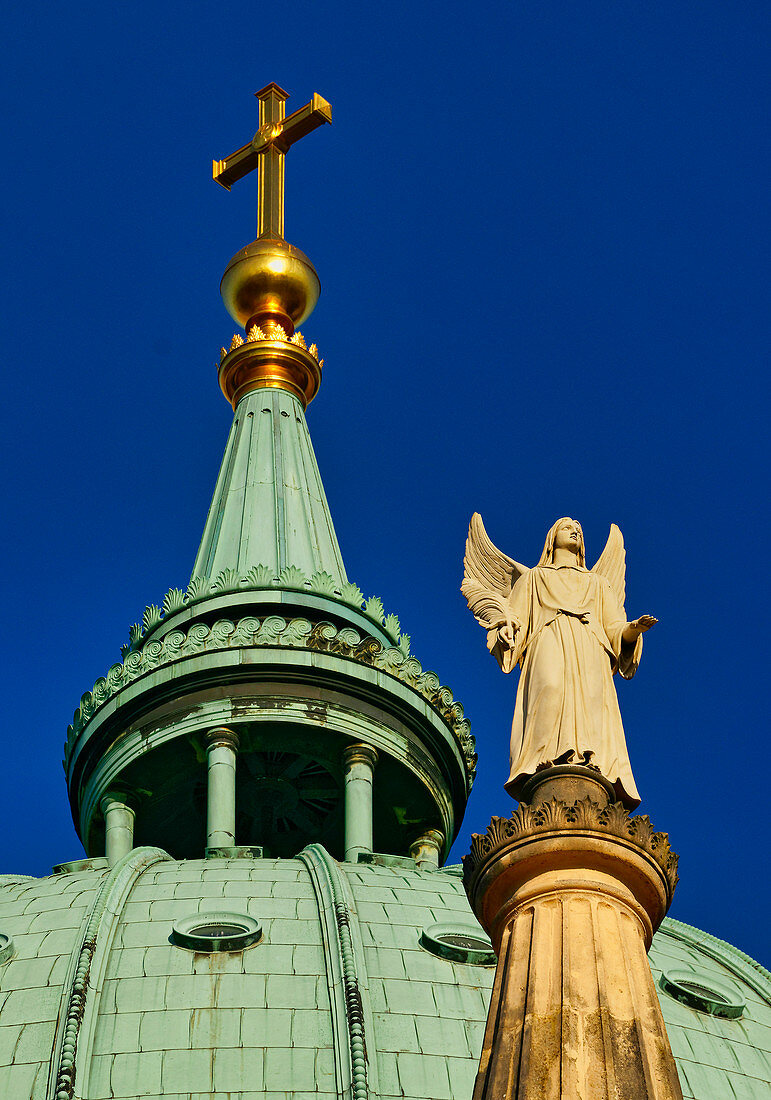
left=66, top=615, right=476, bottom=787
left=120, top=569, right=401, bottom=658
left=463, top=797, right=679, bottom=895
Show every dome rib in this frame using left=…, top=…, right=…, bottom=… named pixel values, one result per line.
left=298, top=844, right=375, bottom=1100
left=50, top=847, right=170, bottom=1100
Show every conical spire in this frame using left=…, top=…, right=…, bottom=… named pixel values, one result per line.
left=63, top=87, right=475, bottom=868
left=193, top=84, right=345, bottom=586
left=191, top=385, right=347, bottom=586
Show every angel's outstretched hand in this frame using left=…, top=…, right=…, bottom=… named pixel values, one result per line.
left=498, top=622, right=518, bottom=649
left=623, top=615, right=658, bottom=644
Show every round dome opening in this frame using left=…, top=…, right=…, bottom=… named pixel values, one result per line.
left=659, top=968, right=745, bottom=1019
left=420, top=923, right=496, bottom=965
left=0, top=933, right=13, bottom=965
left=171, top=912, right=262, bottom=953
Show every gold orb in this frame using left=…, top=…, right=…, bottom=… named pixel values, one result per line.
left=220, top=238, right=320, bottom=331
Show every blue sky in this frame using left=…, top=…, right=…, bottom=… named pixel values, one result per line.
left=0, top=2, right=768, bottom=966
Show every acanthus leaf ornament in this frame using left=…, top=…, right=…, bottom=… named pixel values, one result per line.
left=161, top=587, right=186, bottom=616
left=120, top=566, right=409, bottom=653
left=364, top=596, right=385, bottom=624
left=463, top=797, right=679, bottom=897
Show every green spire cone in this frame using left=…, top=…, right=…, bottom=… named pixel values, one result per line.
left=192, top=387, right=347, bottom=586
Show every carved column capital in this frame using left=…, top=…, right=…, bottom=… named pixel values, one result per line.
left=342, top=743, right=379, bottom=771
left=205, top=726, right=240, bottom=753
left=99, top=791, right=136, bottom=818
left=410, top=828, right=445, bottom=870
left=464, top=797, right=678, bottom=947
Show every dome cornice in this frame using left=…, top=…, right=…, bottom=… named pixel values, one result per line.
left=65, top=613, right=476, bottom=787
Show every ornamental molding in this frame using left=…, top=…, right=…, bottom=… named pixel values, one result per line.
left=124, top=570, right=404, bottom=656
left=298, top=844, right=370, bottom=1100
left=222, top=326, right=321, bottom=364
left=66, top=616, right=476, bottom=787
left=463, top=797, right=679, bottom=895
left=50, top=847, right=169, bottom=1100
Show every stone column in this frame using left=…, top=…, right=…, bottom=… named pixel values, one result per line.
left=205, top=727, right=240, bottom=851
left=100, top=792, right=135, bottom=867
left=343, top=744, right=378, bottom=863
left=463, top=778, right=682, bottom=1100
left=410, top=828, right=445, bottom=870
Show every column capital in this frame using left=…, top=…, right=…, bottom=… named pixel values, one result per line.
left=464, top=797, right=679, bottom=950
left=342, top=742, right=378, bottom=770
left=100, top=791, right=136, bottom=817
left=205, top=726, right=240, bottom=752
left=410, top=828, right=444, bottom=856
left=410, top=828, right=445, bottom=869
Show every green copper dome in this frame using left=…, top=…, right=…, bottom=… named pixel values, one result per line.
left=0, top=852, right=768, bottom=1099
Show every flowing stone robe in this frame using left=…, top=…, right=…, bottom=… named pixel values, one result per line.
left=498, top=564, right=642, bottom=807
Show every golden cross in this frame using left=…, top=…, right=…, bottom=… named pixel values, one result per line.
left=213, top=83, right=332, bottom=239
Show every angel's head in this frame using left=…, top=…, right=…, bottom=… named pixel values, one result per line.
left=539, top=517, right=586, bottom=566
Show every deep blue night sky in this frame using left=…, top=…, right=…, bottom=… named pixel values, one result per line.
left=0, top=3, right=768, bottom=966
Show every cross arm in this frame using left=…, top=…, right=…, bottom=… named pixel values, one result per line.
left=213, top=141, right=260, bottom=191
left=272, top=93, right=332, bottom=153
left=213, top=94, right=332, bottom=191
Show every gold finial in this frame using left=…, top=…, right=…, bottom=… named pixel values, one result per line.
left=214, top=86, right=331, bottom=335
left=213, top=86, right=331, bottom=409
left=213, top=83, right=332, bottom=240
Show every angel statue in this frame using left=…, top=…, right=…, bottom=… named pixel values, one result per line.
left=462, top=516, right=657, bottom=808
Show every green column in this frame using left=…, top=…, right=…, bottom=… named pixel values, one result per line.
left=410, top=828, right=445, bottom=870
left=343, top=744, right=378, bottom=863
left=100, top=793, right=135, bottom=867
left=205, top=727, right=240, bottom=851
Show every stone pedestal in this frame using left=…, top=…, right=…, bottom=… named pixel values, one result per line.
left=463, top=789, right=682, bottom=1100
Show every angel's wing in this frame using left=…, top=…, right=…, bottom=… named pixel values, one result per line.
left=461, top=513, right=528, bottom=630
left=592, top=523, right=626, bottom=607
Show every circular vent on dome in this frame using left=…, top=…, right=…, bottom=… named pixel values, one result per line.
left=420, top=923, right=496, bottom=965
left=0, top=933, right=13, bottom=965
left=659, top=968, right=745, bottom=1019
left=171, top=912, right=262, bottom=953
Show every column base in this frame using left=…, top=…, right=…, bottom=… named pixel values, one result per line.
left=205, top=845, right=264, bottom=860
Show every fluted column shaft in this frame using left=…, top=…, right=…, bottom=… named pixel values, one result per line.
left=100, top=793, right=135, bottom=867
left=343, top=744, right=378, bottom=863
left=205, top=727, right=240, bottom=851
left=464, top=799, right=682, bottom=1100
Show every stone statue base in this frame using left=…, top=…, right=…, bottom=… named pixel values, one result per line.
left=519, top=762, right=616, bottom=807
left=463, top=785, right=682, bottom=1100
